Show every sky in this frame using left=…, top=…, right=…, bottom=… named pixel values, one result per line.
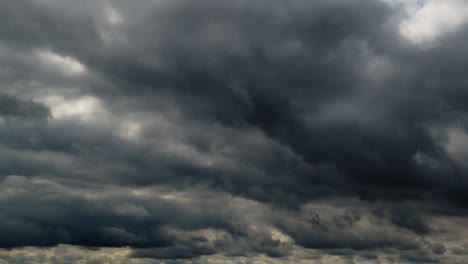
left=2, top=0, right=468, bottom=263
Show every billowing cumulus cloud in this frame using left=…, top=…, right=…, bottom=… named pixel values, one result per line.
left=1, top=0, right=468, bottom=263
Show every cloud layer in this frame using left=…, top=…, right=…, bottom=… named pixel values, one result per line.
left=2, top=0, right=468, bottom=263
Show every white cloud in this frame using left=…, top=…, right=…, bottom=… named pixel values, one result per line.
left=118, top=120, right=143, bottom=140
left=36, top=50, right=87, bottom=76
left=399, top=0, right=468, bottom=46
left=440, top=126, right=468, bottom=168
left=40, top=95, right=106, bottom=121
left=106, top=5, right=124, bottom=26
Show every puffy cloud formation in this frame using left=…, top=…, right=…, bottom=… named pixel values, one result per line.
left=1, top=0, right=468, bottom=263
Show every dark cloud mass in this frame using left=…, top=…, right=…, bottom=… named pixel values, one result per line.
left=2, top=0, right=468, bottom=263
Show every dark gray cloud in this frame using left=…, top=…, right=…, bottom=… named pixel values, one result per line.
left=1, top=0, right=468, bottom=263
left=0, top=94, right=50, bottom=121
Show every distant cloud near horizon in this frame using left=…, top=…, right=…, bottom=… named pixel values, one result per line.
left=1, top=0, right=468, bottom=263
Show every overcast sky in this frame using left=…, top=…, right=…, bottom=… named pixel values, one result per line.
left=2, top=0, right=468, bottom=263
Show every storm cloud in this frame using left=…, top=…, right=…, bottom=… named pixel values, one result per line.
left=1, top=0, right=468, bottom=263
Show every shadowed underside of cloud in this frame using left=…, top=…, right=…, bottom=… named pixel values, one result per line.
left=1, top=0, right=468, bottom=263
